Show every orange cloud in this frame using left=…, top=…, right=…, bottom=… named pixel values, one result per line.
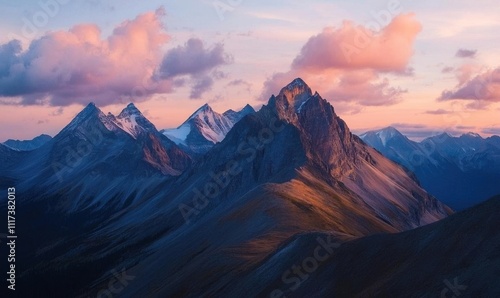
left=260, top=13, right=421, bottom=109
left=292, top=13, right=421, bottom=73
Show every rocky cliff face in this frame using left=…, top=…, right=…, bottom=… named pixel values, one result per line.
left=263, top=78, right=450, bottom=228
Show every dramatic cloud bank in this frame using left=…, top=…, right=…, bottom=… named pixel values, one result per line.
left=0, top=8, right=231, bottom=106
left=260, top=13, right=421, bottom=109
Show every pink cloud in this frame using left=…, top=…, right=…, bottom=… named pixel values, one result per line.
left=0, top=8, right=232, bottom=106
left=260, top=14, right=420, bottom=108
left=438, top=66, right=500, bottom=106
left=291, top=13, right=421, bottom=73
left=323, top=70, right=405, bottom=106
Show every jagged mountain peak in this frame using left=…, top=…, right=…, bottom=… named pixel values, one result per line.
left=377, top=126, right=404, bottom=139
left=359, top=126, right=408, bottom=144
left=237, top=104, right=255, bottom=115
left=194, top=102, right=212, bottom=113
left=358, top=127, right=419, bottom=162
left=462, top=132, right=482, bottom=139
left=114, top=103, right=157, bottom=138
left=277, top=78, right=313, bottom=112
left=61, top=102, right=160, bottom=139
left=81, top=101, right=100, bottom=114
left=199, top=103, right=211, bottom=109
left=268, top=78, right=316, bottom=122
left=183, top=103, right=217, bottom=123
left=60, top=102, right=106, bottom=132
left=118, top=102, right=143, bottom=117
left=285, top=77, right=309, bottom=91
left=424, top=132, right=454, bottom=143
left=440, top=132, right=453, bottom=138
left=383, top=126, right=400, bottom=133
left=223, top=104, right=256, bottom=123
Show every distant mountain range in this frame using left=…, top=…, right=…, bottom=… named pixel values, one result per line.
left=359, top=127, right=500, bottom=210
left=3, top=134, right=52, bottom=151
left=1, top=78, right=498, bottom=297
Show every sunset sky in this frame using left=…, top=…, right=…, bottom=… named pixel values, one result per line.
left=0, top=0, right=499, bottom=141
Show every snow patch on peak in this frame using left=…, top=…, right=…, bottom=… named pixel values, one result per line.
left=112, top=103, right=157, bottom=138
left=114, top=114, right=139, bottom=137
left=297, top=98, right=310, bottom=113
left=359, top=127, right=402, bottom=147
left=162, top=124, right=191, bottom=145
left=376, top=127, right=399, bottom=146
left=187, top=103, right=213, bottom=121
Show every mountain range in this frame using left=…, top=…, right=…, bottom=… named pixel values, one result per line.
left=3, top=134, right=52, bottom=151
left=0, top=78, right=498, bottom=297
left=360, top=127, right=500, bottom=210
left=161, top=103, right=255, bottom=154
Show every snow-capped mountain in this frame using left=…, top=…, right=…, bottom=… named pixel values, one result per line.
left=360, top=127, right=500, bottom=210
left=4, top=102, right=192, bottom=214
left=161, top=103, right=255, bottom=154
left=3, top=134, right=52, bottom=151
left=62, top=102, right=159, bottom=139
